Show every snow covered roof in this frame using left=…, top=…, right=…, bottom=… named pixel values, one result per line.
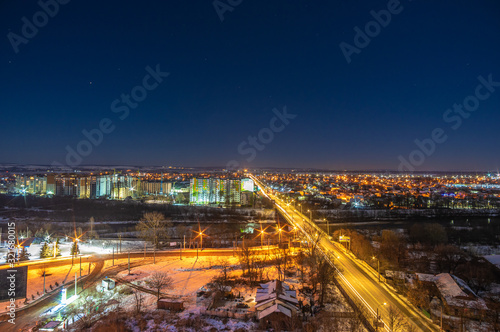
left=278, top=293, right=299, bottom=304
left=418, top=273, right=489, bottom=310
left=415, top=273, right=436, bottom=282
left=19, top=237, right=35, bottom=247
left=255, top=280, right=296, bottom=304
left=257, top=303, right=293, bottom=319
left=255, top=280, right=299, bottom=319
left=435, top=273, right=467, bottom=298
left=484, top=255, right=500, bottom=268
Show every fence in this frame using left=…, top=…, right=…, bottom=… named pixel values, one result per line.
left=200, top=308, right=255, bottom=320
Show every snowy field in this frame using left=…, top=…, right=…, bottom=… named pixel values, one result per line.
left=83, top=256, right=259, bottom=332
left=0, top=261, right=91, bottom=313
left=87, top=255, right=357, bottom=332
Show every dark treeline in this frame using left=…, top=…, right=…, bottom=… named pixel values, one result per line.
left=0, top=194, right=263, bottom=223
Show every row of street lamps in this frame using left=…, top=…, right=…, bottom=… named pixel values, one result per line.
left=258, top=177, right=389, bottom=332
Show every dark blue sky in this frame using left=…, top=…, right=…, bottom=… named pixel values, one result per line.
left=1, top=0, right=499, bottom=171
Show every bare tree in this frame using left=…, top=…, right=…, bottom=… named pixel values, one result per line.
left=67, top=288, right=105, bottom=328
left=217, top=257, right=231, bottom=283
left=133, top=289, right=144, bottom=313
left=88, top=216, right=99, bottom=240
left=271, top=249, right=285, bottom=281
left=146, top=271, right=174, bottom=300
left=435, top=244, right=464, bottom=274
left=386, top=305, right=406, bottom=332
left=237, top=245, right=258, bottom=283
left=211, top=258, right=232, bottom=293
left=406, top=280, right=430, bottom=310
left=317, top=256, right=336, bottom=306
left=484, top=297, right=500, bottom=332
left=254, top=256, right=268, bottom=282
left=379, top=230, right=407, bottom=268
left=136, top=212, right=171, bottom=249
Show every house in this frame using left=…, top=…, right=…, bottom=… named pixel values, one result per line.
left=157, top=299, right=183, bottom=311
left=416, top=273, right=488, bottom=319
left=255, top=280, right=299, bottom=329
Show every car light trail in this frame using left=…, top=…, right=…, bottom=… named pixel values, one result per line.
left=251, top=174, right=390, bottom=332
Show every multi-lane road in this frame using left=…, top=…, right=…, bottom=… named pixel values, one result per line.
left=249, top=174, right=439, bottom=332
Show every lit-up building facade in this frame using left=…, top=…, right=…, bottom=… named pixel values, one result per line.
left=15, top=175, right=47, bottom=195
left=189, top=178, right=242, bottom=206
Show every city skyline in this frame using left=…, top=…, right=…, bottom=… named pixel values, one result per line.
left=1, top=1, right=499, bottom=171
left=3, top=2, right=500, bottom=330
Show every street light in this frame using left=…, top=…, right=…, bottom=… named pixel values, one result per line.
left=324, top=218, right=329, bottom=236
left=307, top=209, right=312, bottom=222
left=372, top=256, right=380, bottom=283
left=198, top=231, right=205, bottom=249
left=194, top=224, right=208, bottom=251
left=256, top=225, right=268, bottom=249
left=376, top=302, right=387, bottom=331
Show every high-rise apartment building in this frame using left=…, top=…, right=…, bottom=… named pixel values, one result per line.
left=189, top=178, right=241, bottom=205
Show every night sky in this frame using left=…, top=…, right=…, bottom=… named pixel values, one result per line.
left=1, top=0, right=499, bottom=171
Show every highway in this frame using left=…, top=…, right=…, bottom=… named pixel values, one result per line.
left=249, top=174, right=439, bottom=332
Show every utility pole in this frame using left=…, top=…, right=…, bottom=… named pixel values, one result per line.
left=440, top=305, right=443, bottom=331
left=377, top=259, right=380, bottom=282
left=112, top=247, right=114, bottom=266
left=128, top=251, right=130, bottom=275
left=180, top=241, right=182, bottom=260
left=74, top=272, right=77, bottom=296
left=43, top=271, right=46, bottom=295
left=79, top=256, right=82, bottom=278
left=144, top=242, right=146, bottom=259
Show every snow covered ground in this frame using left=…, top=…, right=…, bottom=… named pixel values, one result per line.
left=3, top=252, right=364, bottom=331
left=84, top=256, right=258, bottom=332
left=484, top=254, right=500, bottom=268
left=116, top=256, right=241, bottom=299
left=0, top=261, right=91, bottom=313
